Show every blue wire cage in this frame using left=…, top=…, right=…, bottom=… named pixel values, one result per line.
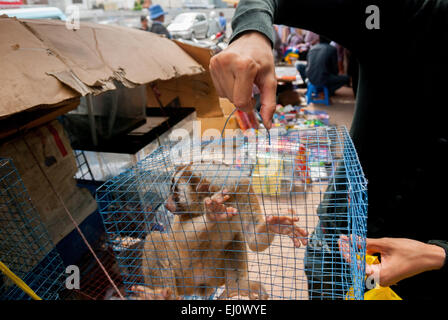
left=0, top=158, right=66, bottom=300
left=97, top=126, right=367, bottom=300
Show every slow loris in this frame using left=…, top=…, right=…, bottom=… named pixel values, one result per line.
left=133, top=162, right=308, bottom=300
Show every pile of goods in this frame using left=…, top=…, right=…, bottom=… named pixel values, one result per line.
left=273, top=104, right=330, bottom=131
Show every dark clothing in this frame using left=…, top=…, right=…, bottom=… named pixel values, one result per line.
left=150, top=21, right=171, bottom=39
left=231, top=0, right=448, bottom=300
left=298, top=43, right=350, bottom=94
left=346, top=50, right=359, bottom=97
left=306, top=43, right=338, bottom=86
left=325, top=74, right=350, bottom=95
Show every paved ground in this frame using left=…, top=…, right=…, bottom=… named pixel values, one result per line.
left=298, top=86, right=356, bottom=130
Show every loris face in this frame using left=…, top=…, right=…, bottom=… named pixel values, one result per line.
left=165, top=167, right=211, bottom=215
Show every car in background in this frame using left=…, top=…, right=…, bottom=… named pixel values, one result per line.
left=183, top=0, right=216, bottom=9
left=167, top=12, right=209, bottom=40
left=0, top=6, right=66, bottom=20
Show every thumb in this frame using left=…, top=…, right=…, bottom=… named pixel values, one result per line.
left=257, top=76, right=277, bottom=130
left=366, top=238, right=386, bottom=255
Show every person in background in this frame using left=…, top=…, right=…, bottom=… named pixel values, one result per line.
left=149, top=4, right=171, bottom=39
left=273, top=25, right=284, bottom=63
left=219, top=12, right=227, bottom=32
left=286, top=28, right=304, bottom=48
left=296, top=35, right=349, bottom=95
left=140, top=15, right=150, bottom=32
left=208, top=11, right=222, bottom=38
left=281, top=26, right=291, bottom=45
left=294, top=30, right=319, bottom=61
left=273, top=25, right=290, bottom=59
left=304, top=30, right=319, bottom=48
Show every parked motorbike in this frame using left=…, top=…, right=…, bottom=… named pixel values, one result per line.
left=179, top=30, right=228, bottom=55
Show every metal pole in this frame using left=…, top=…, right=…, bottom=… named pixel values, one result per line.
left=86, top=94, right=98, bottom=146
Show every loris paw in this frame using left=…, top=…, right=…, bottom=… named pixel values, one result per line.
left=218, top=281, right=269, bottom=300
left=130, top=286, right=182, bottom=300
left=266, top=212, right=308, bottom=248
left=204, top=189, right=238, bottom=222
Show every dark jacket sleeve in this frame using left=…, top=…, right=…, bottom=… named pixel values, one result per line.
left=230, top=0, right=364, bottom=51
left=230, top=0, right=276, bottom=46
left=230, top=0, right=448, bottom=54
left=428, top=240, right=448, bottom=274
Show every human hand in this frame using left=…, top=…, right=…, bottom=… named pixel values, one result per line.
left=209, top=31, right=277, bottom=129
left=339, top=235, right=446, bottom=287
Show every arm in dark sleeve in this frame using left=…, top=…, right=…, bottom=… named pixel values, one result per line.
left=230, top=0, right=276, bottom=46
left=230, top=0, right=364, bottom=51
left=230, top=0, right=448, bottom=55
left=428, top=240, right=448, bottom=274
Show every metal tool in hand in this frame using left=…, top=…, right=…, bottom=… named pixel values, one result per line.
left=221, top=108, right=271, bottom=145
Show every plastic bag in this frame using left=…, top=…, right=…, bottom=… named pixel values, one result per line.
left=345, top=254, right=402, bottom=300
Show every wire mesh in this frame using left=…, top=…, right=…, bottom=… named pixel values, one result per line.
left=97, top=126, right=367, bottom=300
left=64, top=237, right=124, bottom=300
left=74, top=150, right=95, bottom=181
left=0, top=158, right=66, bottom=300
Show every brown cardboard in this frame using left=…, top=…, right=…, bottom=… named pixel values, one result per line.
left=197, top=116, right=239, bottom=137
left=145, top=40, right=225, bottom=118
left=219, top=98, right=237, bottom=116
left=146, top=74, right=224, bottom=118
left=0, top=17, right=204, bottom=119
left=174, top=40, right=214, bottom=70
left=0, top=120, right=98, bottom=244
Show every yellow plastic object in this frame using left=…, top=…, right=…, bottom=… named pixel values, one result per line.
left=345, top=254, right=402, bottom=300
left=252, top=157, right=284, bottom=196
left=285, top=52, right=299, bottom=65
left=0, top=260, right=42, bottom=300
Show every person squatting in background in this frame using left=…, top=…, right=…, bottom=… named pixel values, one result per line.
left=296, top=35, right=350, bottom=96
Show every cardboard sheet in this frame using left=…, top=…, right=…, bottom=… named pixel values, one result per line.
left=146, top=40, right=226, bottom=119
left=0, top=16, right=204, bottom=119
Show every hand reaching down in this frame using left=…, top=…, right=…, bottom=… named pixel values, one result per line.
left=209, top=31, right=277, bottom=129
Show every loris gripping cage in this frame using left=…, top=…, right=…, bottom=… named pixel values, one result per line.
left=0, top=158, right=66, bottom=300
left=97, top=126, right=367, bottom=300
